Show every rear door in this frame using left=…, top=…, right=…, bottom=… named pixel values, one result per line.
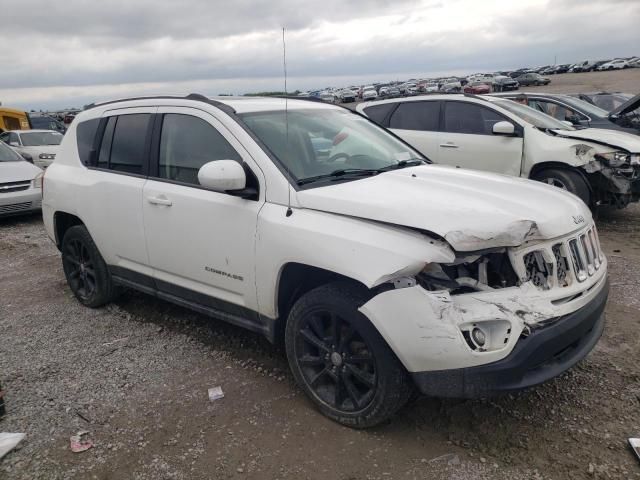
left=437, top=100, right=523, bottom=176
left=83, top=107, right=156, bottom=283
left=386, top=100, right=441, bottom=162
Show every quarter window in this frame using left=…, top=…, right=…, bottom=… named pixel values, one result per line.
left=97, top=114, right=150, bottom=174
left=157, top=114, right=241, bottom=185
left=389, top=101, right=440, bottom=131
left=443, top=102, right=508, bottom=135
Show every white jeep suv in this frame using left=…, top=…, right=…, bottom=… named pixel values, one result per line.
left=43, top=94, right=608, bottom=427
left=357, top=94, right=640, bottom=208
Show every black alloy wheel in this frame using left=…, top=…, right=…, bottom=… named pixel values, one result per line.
left=295, top=308, right=377, bottom=412
left=63, top=238, right=97, bottom=302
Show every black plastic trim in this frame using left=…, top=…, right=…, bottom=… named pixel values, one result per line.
left=109, top=266, right=276, bottom=342
left=412, top=278, right=609, bottom=398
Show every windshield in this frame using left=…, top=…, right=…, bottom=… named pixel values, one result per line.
left=589, top=93, right=632, bottom=111
left=492, top=99, right=575, bottom=130
left=558, top=96, right=609, bottom=118
left=240, top=108, right=424, bottom=186
left=20, top=131, right=63, bottom=146
left=0, top=140, right=23, bottom=162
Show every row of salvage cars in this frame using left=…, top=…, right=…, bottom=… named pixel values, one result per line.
left=0, top=91, right=638, bottom=428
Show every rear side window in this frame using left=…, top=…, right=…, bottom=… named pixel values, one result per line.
left=157, top=114, right=241, bottom=185
left=362, top=103, right=396, bottom=126
left=389, top=101, right=440, bottom=131
left=443, top=102, right=508, bottom=135
left=97, top=114, right=150, bottom=174
left=76, top=118, right=100, bottom=165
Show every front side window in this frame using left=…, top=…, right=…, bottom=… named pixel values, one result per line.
left=19, top=131, right=63, bottom=147
left=98, top=114, right=150, bottom=174
left=492, top=99, right=574, bottom=130
left=158, top=114, right=241, bottom=185
left=240, top=109, right=424, bottom=186
left=443, top=102, right=507, bottom=135
left=528, top=100, right=583, bottom=122
left=389, top=101, right=440, bottom=131
left=8, top=132, right=20, bottom=145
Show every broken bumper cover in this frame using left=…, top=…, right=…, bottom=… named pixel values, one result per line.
left=411, top=278, right=608, bottom=398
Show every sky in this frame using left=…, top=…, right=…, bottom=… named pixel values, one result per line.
left=1, top=0, right=638, bottom=110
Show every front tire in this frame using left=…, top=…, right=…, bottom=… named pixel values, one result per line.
left=285, top=282, right=413, bottom=428
left=533, top=168, right=591, bottom=206
left=61, top=225, right=117, bottom=308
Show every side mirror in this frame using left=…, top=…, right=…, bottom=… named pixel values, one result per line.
left=198, top=160, right=246, bottom=193
left=492, top=121, right=516, bottom=136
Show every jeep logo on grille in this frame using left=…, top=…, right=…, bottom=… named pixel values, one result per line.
left=572, top=215, right=585, bottom=224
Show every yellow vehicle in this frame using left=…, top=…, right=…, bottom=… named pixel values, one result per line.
left=0, top=107, right=31, bottom=133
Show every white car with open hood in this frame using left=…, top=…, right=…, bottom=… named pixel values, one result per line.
left=357, top=94, right=640, bottom=209
left=42, top=94, right=608, bottom=427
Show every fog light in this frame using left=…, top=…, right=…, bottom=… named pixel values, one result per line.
left=471, top=327, right=486, bottom=347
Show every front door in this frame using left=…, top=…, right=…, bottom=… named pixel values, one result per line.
left=437, top=100, right=524, bottom=177
left=142, top=107, right=264, bottom=317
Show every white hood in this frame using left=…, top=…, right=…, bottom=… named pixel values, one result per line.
left=296, top=165, right=591, bottom=251
left=552, top=128, right=640, bottom=153
left=0, top=160, right=42, bottom=183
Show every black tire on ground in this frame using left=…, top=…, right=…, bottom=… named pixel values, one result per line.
left=533, top=168, right=591, bottom=206
left=61, top=225, right=117, bottom=308
left=285, top=281, right=414, bottom=428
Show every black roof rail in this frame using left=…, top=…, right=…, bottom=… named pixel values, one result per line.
left=274, top=95, right=327, bottom=103
left=83, top=93, right=236, bottom=115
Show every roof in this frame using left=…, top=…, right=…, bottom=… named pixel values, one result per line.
left=0, top=107, right=28, bottom=115
left=5, top=129, right=61, bottom=134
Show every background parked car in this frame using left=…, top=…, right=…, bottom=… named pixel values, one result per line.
left=0, top=129, right=63, bottom=168
left=571, top=60, right=598, bottom=72
left=493, top=92, right=640, bottom=135
left=29, top=115, right=67, bottom=134
left=597, top=59, right=629, bottom=70
left=0, top=139, right=42, bottom=217
left=0, top=107, right=31, bottom=133
left=362, top=88, right=378, bottom=101
left=515, top=73, right=551, bottom=86
left=337, top=89, right=356, bottom=103
left=572, top=92, right=634, bottom=112
left=492, top=76, right=519, bottom=92
left=463, top=81, right=491, bottom=94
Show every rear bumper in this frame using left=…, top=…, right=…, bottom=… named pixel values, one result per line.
left=411, top=278, right=608, bottom=398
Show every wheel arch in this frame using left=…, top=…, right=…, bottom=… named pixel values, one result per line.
left=272, top=262, right=369, bottom=344
left=528, top=162, right=594, bottom=205
left=53, top=211, right=85, bottom=249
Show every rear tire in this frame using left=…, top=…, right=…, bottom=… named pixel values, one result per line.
left=533, top=168, right=591, bottom=206
left=61, top=225, right=117, bottom=308
left=285, top=281, right=414, bottom=428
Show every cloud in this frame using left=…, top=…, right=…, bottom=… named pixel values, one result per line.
left=0, top=0, right=638, bottom=109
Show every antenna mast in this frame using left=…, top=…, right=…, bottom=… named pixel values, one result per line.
left=283, top=27, right=293, bottom=217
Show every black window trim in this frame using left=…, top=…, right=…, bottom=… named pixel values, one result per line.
left=442, top=100, right=524, bottom=138
left=87, top=112, right=155, bottom=179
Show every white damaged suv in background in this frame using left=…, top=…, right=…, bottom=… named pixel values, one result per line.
left=358, top=95, right=640, bottom=209
left=42, top=95, right=608, bottom=427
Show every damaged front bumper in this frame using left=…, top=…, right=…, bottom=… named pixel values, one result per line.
left=412, top=278, right=607, bottom=397
left=359, top=246, right=608, bottom=397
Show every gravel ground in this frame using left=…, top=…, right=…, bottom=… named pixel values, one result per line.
left=1, top=203, right=639, bottom=480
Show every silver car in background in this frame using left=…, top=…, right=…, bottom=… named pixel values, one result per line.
left=0, top=140, right=43, bottom=217
left=0, top=129, right=63, bottom=169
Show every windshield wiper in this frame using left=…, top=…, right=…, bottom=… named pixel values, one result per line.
left=297, top=160, right=426, bottom=186
left=297, top=169, right=380, bottom=185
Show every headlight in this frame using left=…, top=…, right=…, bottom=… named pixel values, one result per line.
left=597, top=151, right=630, bottom=167
left=31, top=172, right=44, bottom=189
left=39, top=153, right=56, bottom=160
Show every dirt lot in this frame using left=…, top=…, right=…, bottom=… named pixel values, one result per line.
left=1, top=68, right=640, bottom=480
left=0, top=205, right=638, bottom=480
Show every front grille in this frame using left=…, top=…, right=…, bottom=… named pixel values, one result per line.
left=518, top=225, right=603, bottom=290
left=524, top=251, right=552, bottom=290
left=0, top=181, right=30, bottom=194
left=0, top=202, right=32, bottom=214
